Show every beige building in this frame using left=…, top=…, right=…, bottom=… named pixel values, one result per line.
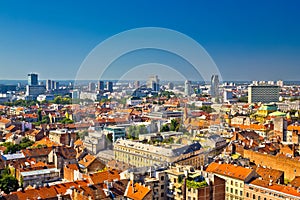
left=206, top=162, right=257, bottom=200
left=244, top=178, right=300, bottom=200
left=113, top=139, right=203, bottom=168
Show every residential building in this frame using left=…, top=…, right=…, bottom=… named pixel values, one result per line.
left=18, top=167, right=60, bottom=188
left=244, top=178, right=300, bottom=200
left=206, top=162, right=257, bottom=200
left=49, top=129, right=77, bottom=146
left=248, top=85, right=280, bottom=103
left=78, top=154, right=105, bottom=174
left=165, top=165, right=226, bottom=200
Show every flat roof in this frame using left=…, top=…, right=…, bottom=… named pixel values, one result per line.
left=2, top=153, right=25, bottom=161
left=20, top=168, right=60, bottom=177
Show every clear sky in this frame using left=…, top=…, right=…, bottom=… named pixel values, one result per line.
left=0, top=1, right=300, bottom=81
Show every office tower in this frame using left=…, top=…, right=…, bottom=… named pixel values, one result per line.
left=248, top=85, right=280, bottom=103
left=88, top=82, right=96, bottom=92
left=184, top=80, right=191, bottom=96
left=54, top=81, right=59, bottom=90
left=46, top=79, right=52, bottom=91
left=211, top=75, right=219, bottom=98
left=147, top=75, right=160, bottom=91
left=106, top=81, right=113, bottom=93
left=98, top=81, right=105, bottom=91
left=28, top=73, right=38, bottom=86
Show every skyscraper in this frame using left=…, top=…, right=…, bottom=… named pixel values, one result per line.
left=106, top=81, right=113, bottom=93
left=98, top=81, right=105, bottom=91
left=147, top=75, right=160, bottom=91
left=88, top=82, right=96, bottom=92
left=28, top=73, right=38, bottom=86
left=46, top=79, right=52, bottom=91
left=184, top=80, right=191, bottom=96
left=211, top=75, right=219, bottom=98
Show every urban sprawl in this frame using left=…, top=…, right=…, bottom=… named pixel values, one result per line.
left=0, top=73, right=300, bottom=200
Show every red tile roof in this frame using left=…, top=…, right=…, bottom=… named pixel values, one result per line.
left=250, top=178, right=300, bottom=197
left=125, top=181, right=151, bottom=200
left=89, top=169, right=120, bottom=184
left=206, top=162, right=253, bottom=181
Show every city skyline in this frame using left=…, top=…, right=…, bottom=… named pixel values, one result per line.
left=0, top=1, right=300, bottom=81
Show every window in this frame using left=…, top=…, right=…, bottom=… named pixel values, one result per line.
left=235, top=189, right=238, bottom=195
left=226, top=187, right=229, bottom=192
left=161, top=176, right=164, bottom=181
left=231, top=188, right=233, bottom=193
left=258, top=196, right=260, bottom=200
left=253, top=194, right=256, bottom=199
left=231, top=180, right=233, bottom=185
left=161, top=185, right=164, bottom=189
left=240, top=191, right=243, bottom=196
left=246, top=193, right=249, bottom=197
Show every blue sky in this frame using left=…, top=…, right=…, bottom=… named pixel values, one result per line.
left=0, top=1, right=300, bottom=81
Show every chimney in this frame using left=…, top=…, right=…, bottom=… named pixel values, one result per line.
left=269, top=180, right=273, bottom=186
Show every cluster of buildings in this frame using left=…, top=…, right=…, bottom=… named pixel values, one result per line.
left=0, top=73, right=300, bottom=199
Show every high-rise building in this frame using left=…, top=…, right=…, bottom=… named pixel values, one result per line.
left=147, top=75, right=160, bottom=91
left=106, top=81, right=113, bottom=93
left=98, top=81, right=105, bottom=91
left=211, top=75, right=219, bottom=98
left=248, top=85, right=280, bottom=103
left=28, top=73, right=38, bottom=86
left=46, top=79, right=52, bottom=91
left=184, top=80, right=191, bottom=96
left=54, top=81, right=59, bottom=90
left=88, top=82, right=96, bottom=92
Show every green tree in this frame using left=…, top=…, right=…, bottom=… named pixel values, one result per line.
left=161, top=124, right=170, bottom=132
left=0, top=174, right=19, bottom=194
left=170, top=119, right=180, bottom=131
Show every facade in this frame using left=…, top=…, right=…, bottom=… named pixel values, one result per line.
left=83, top=132, right=107, bottom=154
left=46, top=79, right=52, bottom=90
left=184, top=80, right=191, bottom=96
left=206, top=162, right=257, bottom=200
left=211, top=75, right=219, bottom=98
left=28, top=73, right=38, bottom=86
left=147, top=75, right=160, bottom=91
left=114, top=139, right=203, bottom=168
left=98, top=80, right=105, bottom=91
left=103, top=126, right=126, bottom=143
left=248, top=85, right=280, bottom=103
left=106, top=81, right=113, bottom=92
left=49, top=129, right=77, bottom=146
left=244, top=178, right=300, bottom=200
left=88, top=82, right=96, bottom=92
left=19, top=167, right=60, bottom=187
left=26, top=85, right=46, bottom=97
left=166, top=165, right=226, bottom=200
